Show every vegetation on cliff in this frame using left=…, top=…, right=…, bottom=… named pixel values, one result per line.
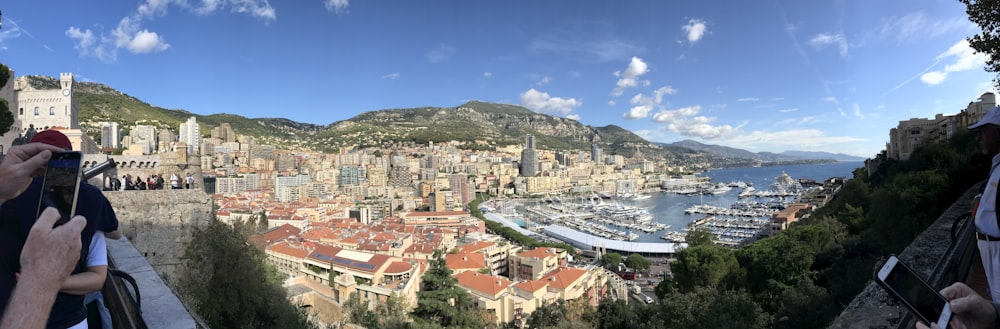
left=177, top=219, right=315, bottom=328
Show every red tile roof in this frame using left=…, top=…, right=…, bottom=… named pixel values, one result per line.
left=267, top=241, right=312, bottom=259
left=385, top=261, right=413, bottom=275
left=460, top=241, right=495, bottom=253
left=248, top=224, right=301, bottom=249
left=454, top=271, right=511, bottom=297
left=446, top=252, right=486, bottom=271
left=513, top=280, right=548, bottom=293
left=518, top=247, right=558, bottom=259
left=541, top=267, right=587, bottom=290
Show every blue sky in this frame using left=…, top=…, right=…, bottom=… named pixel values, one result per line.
left=0, top=0, right=993, bottom=157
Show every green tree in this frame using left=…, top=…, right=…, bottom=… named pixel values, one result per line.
left=624, top=254, right=651, bottom=273
left=411, top=250, right=485, bottom=329
left=685, top=227, right=714, bottom=247
left=601, top=252, right=622, bottom=269
left=178, top=219, right=313, bottom=329
left=0, top=64, right=13, bottom=135
left=659, top=286, right=770, bottom=329
left=257, top=210, right=269, bottom=232
left=671, top=245, right=740, bottom=292
left=526, top=300, right=567, bottom=329
left=960, top=0, right=1000, bottom=84
left=343, top=292, right=378, bottom=328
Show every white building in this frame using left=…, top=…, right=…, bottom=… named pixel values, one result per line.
left=179, top=116, right=200, bottom=155
left=100, top=122, right=121, bottom=149
left=15, top=73, right=78, bottom=132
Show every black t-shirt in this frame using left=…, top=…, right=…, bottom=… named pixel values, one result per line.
left=0, top=178, right=119, bottom=328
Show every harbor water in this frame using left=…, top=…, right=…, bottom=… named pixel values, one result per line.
left=524, top=161, right=863, bottom=243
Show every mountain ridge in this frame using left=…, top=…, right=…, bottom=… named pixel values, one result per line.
left=22, top=75, right=853, bottom=165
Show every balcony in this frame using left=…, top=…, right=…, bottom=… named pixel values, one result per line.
left=830, top=184, right=982, bottom=328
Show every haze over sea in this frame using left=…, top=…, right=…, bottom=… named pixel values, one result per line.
left=618, top=161, right=862, bottom=243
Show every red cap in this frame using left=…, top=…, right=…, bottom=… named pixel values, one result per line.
left=30, top=130, right=72, bottom=151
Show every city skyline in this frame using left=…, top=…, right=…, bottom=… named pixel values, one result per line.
left=0, top=1, right=994, bottom=157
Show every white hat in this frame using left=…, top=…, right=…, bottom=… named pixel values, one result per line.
left=971, top=106, right=1000, bottom=130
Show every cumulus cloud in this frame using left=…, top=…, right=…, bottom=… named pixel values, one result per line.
left=611, top=57, right=650, bottom=97
left=66, top=0, right=275, bottom=62
left=482, top=72, right=493, bottom=78
left=921, top=39, right=987, bottom=86
left=566, top=114, right=581, bottom=120
left=381, top=73, right=400, bottom=80
left=682, top=19, right=708, bottom=44
left=520, top=88, right=582, bottom=116
left=325, top=0, right=349, bottom=14
left=809, top=32, right=849, bottom=57
left=650, top=105, right=739, bottom=139
left=425, top=43, right=455, bottom=63
left=623, top=86, right=677, bottom=120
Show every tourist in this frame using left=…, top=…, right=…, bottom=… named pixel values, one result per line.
left=0, top=130, right=121, bottom=329
left=170, top=173, right=179, bottom=189
left=0, top=142, right=87, bottom=329
left=969, top=106, right=1000, bottom=301
left=914, top=282, right=999, bottom=329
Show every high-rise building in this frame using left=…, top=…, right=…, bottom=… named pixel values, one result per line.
left=131, top=125, right=157, bottom=155
left=179, top=116, right=200, bottom=154
left=99, top=122, right=120, bottom=149
left=211, top=123, right=237, bottom=143
left=520, top=134, right=538, bottom=177
left=591, top=144, right=602, bottom=164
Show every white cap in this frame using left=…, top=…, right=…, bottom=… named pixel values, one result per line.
left=970, top=106, right=1000, bottom=130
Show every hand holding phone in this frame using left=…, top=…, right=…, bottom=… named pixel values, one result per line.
left=875, top=255, right=952, bottom=328
left=36, top=151, right=82, bottom=227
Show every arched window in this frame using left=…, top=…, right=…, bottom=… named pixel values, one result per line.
left=33, top=107, right=39, bottom=116
left=49, top=106, right=55, bottom=116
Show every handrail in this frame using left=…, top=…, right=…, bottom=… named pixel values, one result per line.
left=102, top=256, right=148, bottom=329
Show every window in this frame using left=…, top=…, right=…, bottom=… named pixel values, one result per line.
left=49, top=106, right=55, bottom=116
left=18, top=108, right=22, bottom=115
left=33, top=107, right=39, bottom=116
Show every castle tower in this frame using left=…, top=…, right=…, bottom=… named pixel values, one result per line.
left=16, top=72, right=78, bottom=132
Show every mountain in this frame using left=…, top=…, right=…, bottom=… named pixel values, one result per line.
left=664, top=140, right=865, bottom=162
left=18, top=75, right=327, bottom=151
left=314, top=100, right=672, bottom=159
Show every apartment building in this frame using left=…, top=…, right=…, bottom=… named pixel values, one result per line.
left=770, top=203, right=814, bottom=236
left=508, top=247, right=567, bottom=281
left=460, top=240, right=518, bottom=276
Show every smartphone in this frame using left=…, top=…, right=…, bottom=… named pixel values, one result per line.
left=36, top=151, right=83, bottom=227
left=874, top=255, right=952, bottom=328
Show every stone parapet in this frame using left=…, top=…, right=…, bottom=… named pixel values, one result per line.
left=829, top=184, right=980, bottom=328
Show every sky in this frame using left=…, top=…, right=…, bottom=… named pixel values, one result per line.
left=0, top=0, right=994, bottom=158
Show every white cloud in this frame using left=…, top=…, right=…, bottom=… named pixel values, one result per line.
left=425, top=43, right=455, bottom=63
left=482, top=72, right=493, bottom=78
left=878, top=13, right=971, bottom=44
left=776, top=115, right=823, bottom=126
left=725, top=129, right=866, bottom=151
left=325, top=0, right=349, bottom=14
left=653, top=86, right=677, bottom=102
left=125, top=29, right=170, bottom=53
left=608, top=100, right=616, bottom=106
left=822, top=96, right=838, bottom=103
left=381, top=73, right=400, bottom=80
left=566, top=114, right=581, bottom=120
left=611, top=57, right=650, bottom=97
left=537, top=76, right=552, bottom=86
left=682, top=19, right=708, bottom=44
left=780, top=108, right=799, bottom=113
left=66, top=0, right=274, bottom=62
left=809, top=32, right=849, bottom=57
left=852, top=102, right=864, bottom=119
left=921, top=39, right=987, bottom=86
left=649, top=105, right=739, bottom=139
left=625, top=105, right=652, bottom=120
left=529, top=26, right=644, bottom=62
left=737, top=97, right=759, bottom=102
left=520, top=88, right=582, bottom=116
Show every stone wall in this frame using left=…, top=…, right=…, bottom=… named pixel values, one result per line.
left=105, top=189, right=213, bottom=284
left=829, top=185, right=980, bottom=328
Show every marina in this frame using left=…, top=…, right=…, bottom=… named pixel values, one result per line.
left=484, top=162, right=859, bottom=248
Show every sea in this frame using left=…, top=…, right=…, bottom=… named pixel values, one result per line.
left=524, top=161, right=863, bottom=243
